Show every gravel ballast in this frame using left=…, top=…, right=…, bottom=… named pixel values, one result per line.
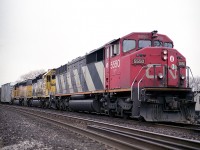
left=1, top=104, right=199, bottom=150
left=0, top=106, right=108, bottom=150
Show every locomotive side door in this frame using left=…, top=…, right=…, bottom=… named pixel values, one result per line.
left=108, top=42, right=121, bottom=89
left=105, top=46, right=110, bottom=89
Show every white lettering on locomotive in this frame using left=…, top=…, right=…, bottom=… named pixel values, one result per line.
left=170, top=55, right=174, bottom=62
left=133, top=58, right=145, bottom=64
left=146, top=64, right=162, bottom=79
left=169, top=66, right=177, bottom=79
left=171, top=64, right=177, bottom=70
left=110, top=59, right=120, bottom=69
left=146, top=64, right=177, bottom=79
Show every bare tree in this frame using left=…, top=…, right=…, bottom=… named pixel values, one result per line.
left=189, top=76, right=200, bottom=91
left=18, top=69, right=46, bottom=81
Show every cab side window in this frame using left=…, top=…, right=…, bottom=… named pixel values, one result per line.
left=106, top=47, right=109, bottom=58
left=47, top=75, right=51, bottom=82
left=52, top=75, right=55, bottom=79
left=123, top=40, right=136, bottom=52
left=110, top=43, right=120, bottom=57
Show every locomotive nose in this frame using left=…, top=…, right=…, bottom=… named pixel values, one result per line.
left=141, top=47, right=187, bottom=88
left=166, top=49, right=186, bottom=87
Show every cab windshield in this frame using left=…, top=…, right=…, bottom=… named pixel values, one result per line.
left=164, top=42, right=173, bottom=48
left=153, top=40, right=163, bottom=47
left=139, top=40, right=151, bottom=48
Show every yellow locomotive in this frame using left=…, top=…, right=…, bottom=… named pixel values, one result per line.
left=12, top=69, right=56, bottom=107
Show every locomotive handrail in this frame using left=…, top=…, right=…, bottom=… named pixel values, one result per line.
left=137, top=73, right=146, bottom=101
left=131, top=65, right=193, bottom=101
left=137, top=64, right=163, bottom=101
left=131, top=64, right=165, bottom=101
left=131, top=66, right=147, bottom=100
left=186, top=66, right=198, bottom=98
left=186, top=66, right=195, bottom=88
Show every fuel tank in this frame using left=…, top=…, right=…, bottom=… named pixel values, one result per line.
left=69, top=99, right=100, bottom=112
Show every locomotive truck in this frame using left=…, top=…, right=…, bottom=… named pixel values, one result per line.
left=8, top=31, right=195, bottom=123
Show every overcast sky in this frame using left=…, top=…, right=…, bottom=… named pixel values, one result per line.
left=0, top=0, right=200, bottom=86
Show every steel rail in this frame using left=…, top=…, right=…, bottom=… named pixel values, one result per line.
left=87, top=125, right=178, bottom=150
left=153, top=123, right=200, bottom=133
left=88, top=125, right=200, bottom=150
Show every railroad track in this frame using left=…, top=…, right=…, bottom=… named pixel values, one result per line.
left=87, top=125, right=200, bottom=150
left=6, top=104, right=200, bottom=133
left=153, top=122, right=200, bottom=133
left=1, top=104, right=200, bottom=150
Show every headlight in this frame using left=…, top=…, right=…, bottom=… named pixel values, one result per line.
left=163, top=49, right=168, bottom=54
left=158, top=73, right=163, bottom=79
left=162, top=55, right=168, bottom=61
left=180, top=75, right=185, bottom=80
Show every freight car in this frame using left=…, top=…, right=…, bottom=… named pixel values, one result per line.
left=52, top=31, right=195, bottom=123
left=1, top=83, right=13, bottom=104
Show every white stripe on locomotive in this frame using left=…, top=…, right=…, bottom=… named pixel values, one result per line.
left=73, top=69, right=83, bottom=92
left=82, top=66, right=96, bottom=91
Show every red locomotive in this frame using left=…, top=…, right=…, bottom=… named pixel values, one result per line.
left=54, top=31, right=195, bottom=123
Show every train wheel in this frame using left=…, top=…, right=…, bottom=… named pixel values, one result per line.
left=44, top=100, right=49, bottom=109
left=28, top=100, right=32, bottom=107
left=68, top=107, right=72, bottom=112
left=62, top=99, right=68, bottom=111
left=21, top=100, right=23, bottom=106
left=138, top=116, right=145, bottom=122
left=10, top=99, right=14, bottom=105
left=122, top=110, right=130, bottom=119
left=19, top=100, right=24, bottom=106
left=62, top=103, right=67, bottom=111
left=58, top=100, right=63, bottom=110
left=29, top=100, right=33, bottom=107
left=19, top=100, right=21, bottom=106
left=123, top=113, right=129, bottom=119
left=27, top=100, right=30, bottom=107
left=39, top=100, right=44, bottom=108
left=48, top=100, right=52, bottom=109
left=109, top=110, right=115, bottom=117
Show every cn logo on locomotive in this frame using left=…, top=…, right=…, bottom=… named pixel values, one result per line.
left=146, top=64, right=177, bottom=79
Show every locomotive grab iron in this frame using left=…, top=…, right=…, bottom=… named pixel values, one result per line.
left=8, top=31, right=195, bottom=123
